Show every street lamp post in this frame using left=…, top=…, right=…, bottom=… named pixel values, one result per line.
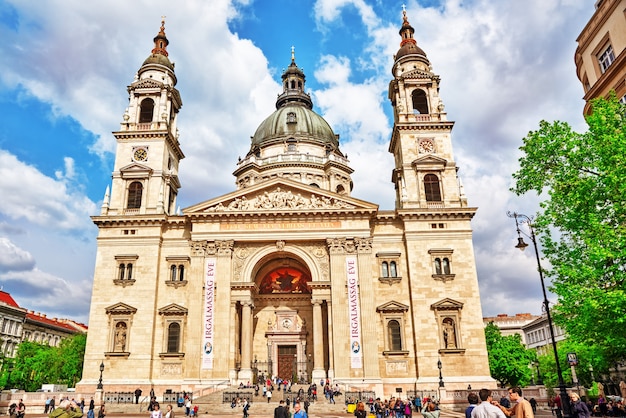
left=507, top=211, right=571, bottom=418
left=437, top=359, right=444, bottom=388
left=97, top=361, right=105, bottom=390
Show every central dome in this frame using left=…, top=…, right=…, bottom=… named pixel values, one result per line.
left=251, top=105, right=338, bottom=147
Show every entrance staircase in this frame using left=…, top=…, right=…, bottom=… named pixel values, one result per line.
left=106, top=385, right=349, bottom=415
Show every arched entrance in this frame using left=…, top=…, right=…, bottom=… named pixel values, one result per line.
left=250, top=255, right=313, bottom=383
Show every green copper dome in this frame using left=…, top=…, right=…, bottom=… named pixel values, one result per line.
left=251, top=105, right=339, bottom=147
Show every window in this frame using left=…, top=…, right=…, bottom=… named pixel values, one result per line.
left=167, top=322, right=181, bottom=353
left=598, top=44, right=615, bottom=73
left=424, top=174, right=442, bottom=201
left=127, top=182, right=143, bottom=209
left=411, top=89, right=429, bottom=114
left=429, top=249, right=454, bottom=282
left=139, top=98, right=155, bottom=123
left=114, top=255, right=138, bottom=286
left=158, top=304, right=188, bottom=358
left=388, top=320, right=402, bottom=351
left=377, top=302, right=409, bottom=355
left=377, top=252, right=402, bottom=284
left=166, top=256, right=189, bottom=288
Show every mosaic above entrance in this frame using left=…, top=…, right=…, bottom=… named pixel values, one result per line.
left=259, top=267, right=311, bottom=294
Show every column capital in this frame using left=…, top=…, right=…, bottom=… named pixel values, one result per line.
left=355, top=237, right=373, bottom=253
left=311, top=299, right=324, bottom=307
left=189, top=239, right=234, bottom=256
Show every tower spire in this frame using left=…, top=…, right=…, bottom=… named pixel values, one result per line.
left=151, top=17, right=169, bottom=57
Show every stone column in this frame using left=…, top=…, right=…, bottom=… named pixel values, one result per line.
left=312, top=299, right=325, bottom=380
left=239, top=301, right=254, bottom=382
left=326, top=300, right=335, bottom=380
left=355, top=237, right=377, bottom=378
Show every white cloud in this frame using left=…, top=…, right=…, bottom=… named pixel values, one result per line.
left=0, top=150, right=96, bottom=231
left=0, top=238, right=35, bottom=273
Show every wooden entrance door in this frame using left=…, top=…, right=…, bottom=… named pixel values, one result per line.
left=277, top=345, right=297, bottom=380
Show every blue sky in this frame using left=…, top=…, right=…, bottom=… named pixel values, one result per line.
left=0, top=0, right=593, bottom=323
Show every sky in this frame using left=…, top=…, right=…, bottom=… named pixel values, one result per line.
left=0, top=0, right=593, bottom=325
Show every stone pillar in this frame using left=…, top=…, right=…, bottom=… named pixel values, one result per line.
left=355, top=237, right=377, bottom=378
left=326, top=301, right=335, bottom=380
left=229, top=301, right=238, bottom=381
left=239, top=301, right=254, bottom=382
left=312, top=299, right=325, bottom=380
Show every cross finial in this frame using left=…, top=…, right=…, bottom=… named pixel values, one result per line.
left=402, top=4, right=406, bottom=12
left=291, top=46, right=295, bottom=62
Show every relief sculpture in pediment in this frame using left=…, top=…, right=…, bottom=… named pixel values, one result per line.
left=204, top=187, right=355, bottom=212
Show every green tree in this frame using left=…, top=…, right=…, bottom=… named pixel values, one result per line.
left=537, top=340, right=605, bottom=390
left=512, top=94, right=626, bottom=367
left=485, top=322, right=536, bottom=387
left=7, top=334, right=86, bottom=391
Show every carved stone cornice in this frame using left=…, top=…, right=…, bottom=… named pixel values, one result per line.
left=326, top=237, right=371, bottom=254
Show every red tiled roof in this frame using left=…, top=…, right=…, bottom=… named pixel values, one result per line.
left=0, top=291, right=20, bottom=308
left=26, top=312, right=80, bottom=333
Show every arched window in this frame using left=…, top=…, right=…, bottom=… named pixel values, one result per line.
left=126, top=263, right=133, bottom=280
left=178, top=265, right=185, bottom=281
left=127, top=182, right=143, bottom=209
left=290, top=80, right=296, bottom=89
left=443, top=258, right=451, bottom=275
left=411, top=89, right=429, bottom=114
left=139, top=98, right=155, bottom=123
left=434, top=258, right=442, bottom=275
left=119, top=263, right=126, bottom=280
left=170, top=265, right=177, bottom=282
left=382, top=261, right=389, bottom=278
left=167, top=322, right=181, bottom=353
left=388, top=320, right=402, bottom=351
left=424, top=174, right=442, bottom=201
left=390, top=261, right=397, bottom=277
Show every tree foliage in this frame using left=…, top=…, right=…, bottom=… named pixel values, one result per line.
left=537, top=339, right=605, bottom=390
left=0, top=334, right=86, bottom=391
left=512, top=94, right=626, bottom=369
left=485, top=322, right=536, bottom=387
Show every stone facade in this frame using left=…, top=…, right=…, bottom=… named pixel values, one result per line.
left=77, top=14, right=494, bottom=398
left=575, top=0, right=626, bottom=114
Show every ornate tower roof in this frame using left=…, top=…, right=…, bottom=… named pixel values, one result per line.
left=140, top=19, right=176, bottom=77
left=394, top=8, right=430, bottom=67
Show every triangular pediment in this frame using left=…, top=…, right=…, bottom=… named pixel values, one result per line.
left=105, top=302, right=137, bottom=315
left=412, top=155, right=448, bottom=170
left=158, top=303, right=188, bottom=316
left=430, top=298, right=464, bottom=311
left=402, top=68, right=435, bottom=80
left=184, top=178, right=378, bottom=214
left=120, top=163, right=153, bottom=178
left=130, top=78, right=164, bottom=90
left=376, top=301, right=410, bottom=313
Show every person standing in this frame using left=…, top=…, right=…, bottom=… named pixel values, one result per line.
left=470, top=389, right=506, bottom=418
left=422, top=402, right=440, bottom=418
left=466, top=393, right=479, bottom=418
left=355, top=402, right=367, bottom=418
left=267, top=389, right=272, bottom=404
left=294, top=402, right=307, bottom=418
left=569, top=393, right=590, bottom=418
left=274, top=400, right=289, bottom=418
left=17, top=399, right=25, bottom=418
left=164, top=404, right=175, bottom=418
left=243, top=399, right=250, bottom=418
left=50, top=397, right=56, bottom=413
left=150, top=403, right=162, bottom=418
left=135, top=389, right=143, bottom=404
left=87, top=398, right=95, bottom=418
left=529, top=398, right=537, bottom=414
left=494, top=387, right=534, bottom=418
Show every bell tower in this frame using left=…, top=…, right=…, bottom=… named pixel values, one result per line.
left=102, top=19, right=184, bottom=216
left=388, top=9, right=467, bottom=210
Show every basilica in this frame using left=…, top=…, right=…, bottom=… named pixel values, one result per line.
left=77, top=12, right=493, bottom=397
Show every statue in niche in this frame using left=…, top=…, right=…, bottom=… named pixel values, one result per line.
left=442, top=318, right=457, bottom=349
left=114, top=322, right=127, bottom=352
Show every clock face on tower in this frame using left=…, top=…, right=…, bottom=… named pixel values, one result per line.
left=418, top=139, right=435, bottom=154
left=133, top=147, right=148, bottom=162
